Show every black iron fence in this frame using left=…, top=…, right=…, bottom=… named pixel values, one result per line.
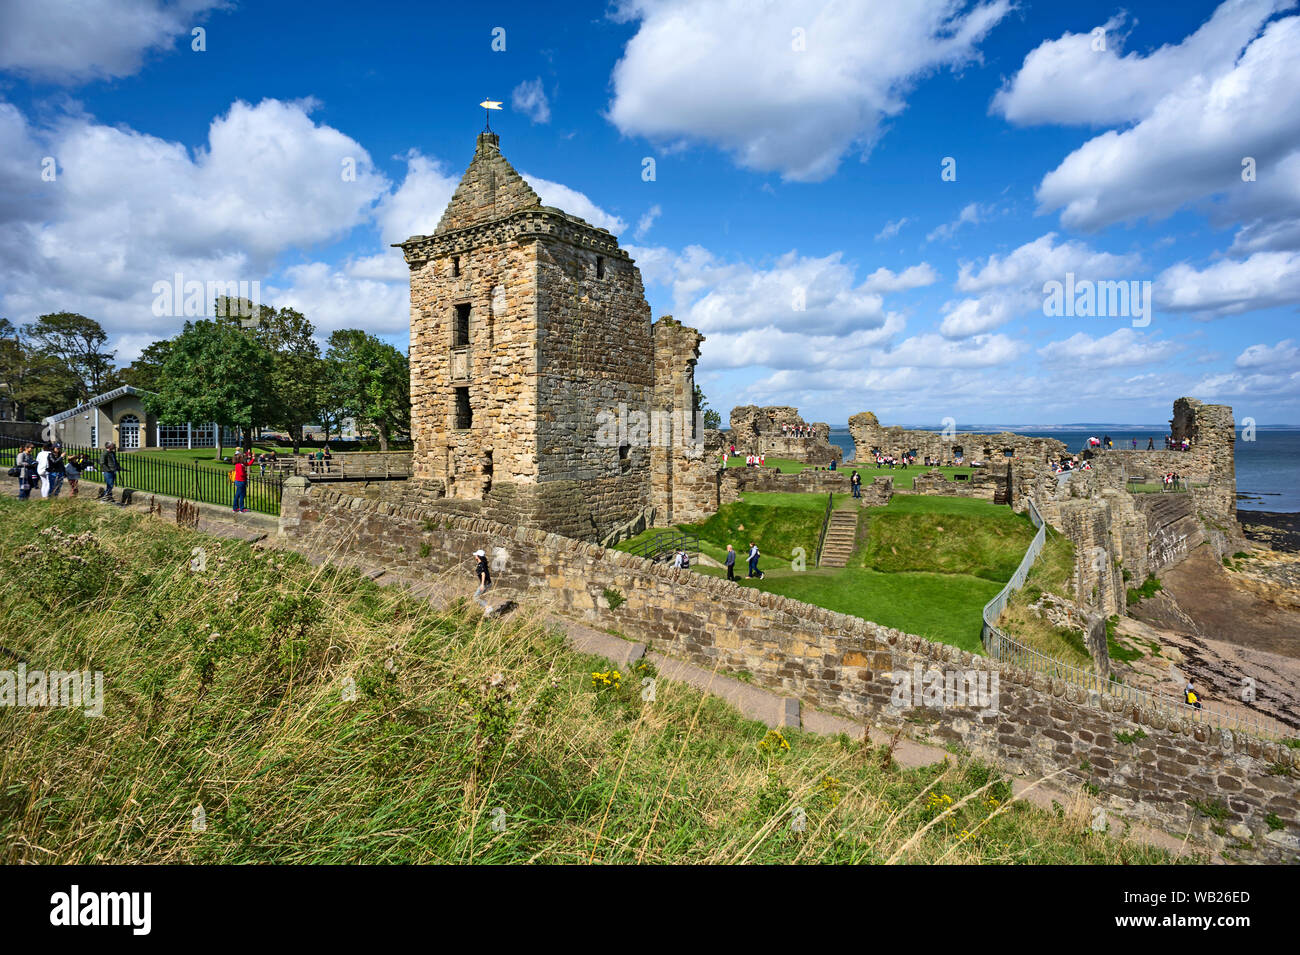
left=0, top=435, right=284, bottom=516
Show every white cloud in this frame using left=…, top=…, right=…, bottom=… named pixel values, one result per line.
left=511, top=78, right=551, bottom=124
left=607, top=0, right=1010, bottom=181
left=523, top=173, right=627, bottom=234
left=631, top=244, right=907, bottom=337
left=860, top=263, right=939, bottom=293
left=268, top=262, right=408, bottom=337
left=0, top=97, right=390, bottom=345
left=926, top=202, right=987, bottom=242
left=1037, top=328, right=1182, bottom=367
left=992, top=1, right=1290, bottom=126
left=940, top=233, right=1142, bottom=337
left=874, top=217, right=909, bottom=240
left=1156, top=251, right=1300, bottom=316
left=1235, top=338, right=1300, bottom=369
left=374, top=150, right=459, bottom=243
left=634, top=203, right=661, bottom=240
left=1033, top=11, right=1300, bottom=237
left=0, top=0, right=226, bottom=84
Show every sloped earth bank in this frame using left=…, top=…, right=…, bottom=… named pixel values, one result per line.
left=1125, top=545, right=1300, bottom=733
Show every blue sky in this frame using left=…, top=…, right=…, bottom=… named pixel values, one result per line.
left=2, top=0, right=1298, bottom=426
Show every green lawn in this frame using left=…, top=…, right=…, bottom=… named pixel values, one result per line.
left=127, top=445, right=285, bottom=471
left=723, top=456, right=810, bottom=473
left=850, top=465, right=979, bottom=490
left=855, top=495, right=1037, bottom=582
left=617, top=491, right=1036, bottom=654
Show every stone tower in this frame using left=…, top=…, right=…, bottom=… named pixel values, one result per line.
left=395, top=131, right=717, bottom=542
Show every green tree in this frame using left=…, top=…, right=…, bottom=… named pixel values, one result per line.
left=119, top=339, right=175, bottom=393
left=326, top=330, right=410, bottom=451
left=0, top=318, right=81, bottom=421
left=695, top=384, right=722, bottom=431
left=25, top=311, right=117, bottom=401
left=311, top=356, right=353, bottom=445
left=144, top=321, right=275, bottom=459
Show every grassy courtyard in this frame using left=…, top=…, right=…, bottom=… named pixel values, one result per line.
left=617, top=491, right=1042, bottom=653
left=722, top=456, right=983, bottom=491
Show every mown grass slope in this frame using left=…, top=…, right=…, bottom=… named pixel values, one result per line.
left=0, top=497, right=1176, bottom=864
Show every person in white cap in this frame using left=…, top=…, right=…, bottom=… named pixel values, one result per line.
left=472, top=548, right=493, bottom=614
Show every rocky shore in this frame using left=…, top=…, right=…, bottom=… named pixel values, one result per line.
left=1239, top=509, right=1300, bottom=554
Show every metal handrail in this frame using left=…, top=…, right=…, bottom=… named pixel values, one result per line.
left=980, top=498, right=1291, bottom=741
left=625, top=530, right=700, bottom=565
left=814, top=492, right=834, bottom=566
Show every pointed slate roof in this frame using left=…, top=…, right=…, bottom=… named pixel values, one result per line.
left=433, top=131, right=542, bottom=235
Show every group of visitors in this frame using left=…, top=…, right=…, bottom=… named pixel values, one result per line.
left=1162, top=471, right=1182, bottom=490
left=255, top=449, right=280, bottom=475
left=870, top=450, right=913, bottom=469
left=721, top=542, right=763, bottom=580
left=1087, top=434, right=1190, bottom=452
left=1049, top=456, right=1092, bottom=474
left=12, top=441, right=112, bottom=502
left=781, top=422, right=815, bottom=438
left=307, top=447, right=333, bottom=473
left=742, top=452, right=767, bottom=468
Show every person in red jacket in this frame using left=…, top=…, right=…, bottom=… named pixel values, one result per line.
left=232, top=451, right=249, bottom=512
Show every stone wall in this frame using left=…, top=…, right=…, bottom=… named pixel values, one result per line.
left=848, top=411, right=1066, bottom=465
left=278, top=479, right=1300, bottom=861
left=729, top=405, right=843, bottom=464
left=908, top=467, right=1004, bottom=501
left=719, top=465, right=893, bottom=505
left=1016, top=398, right=1242, bottom=615
left=651, top=318, right=719, bottom=524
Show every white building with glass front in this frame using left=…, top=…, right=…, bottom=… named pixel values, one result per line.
left=43, top=385, right=241, bottom=450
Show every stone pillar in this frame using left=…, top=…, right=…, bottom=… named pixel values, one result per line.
left=278, top=475, right=311, bottom=538
left=651, top=316, right=717, bottom=524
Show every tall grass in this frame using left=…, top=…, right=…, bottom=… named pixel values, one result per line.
left=0, top=497, right=1179, bottom=864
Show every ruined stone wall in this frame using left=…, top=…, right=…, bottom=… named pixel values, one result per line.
left=848, top=411, right=1066, bottom=465
left=279, top=481, right=1300, bottom=861
left=729, top=405, right=842, bottom=463
left=649, top=319, right=720, bottom=524
left=1019, top=398, right=1241, bottom=614
left=908, top=467, right=1002, bottom=501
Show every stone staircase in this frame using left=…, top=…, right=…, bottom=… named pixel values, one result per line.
left=818, top=508, right=859, bottom=567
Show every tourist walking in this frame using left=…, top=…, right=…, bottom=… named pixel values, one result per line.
left=36, top=442, right=52, bottom=498
left=725, top=544, right=737, bottom=581
left=851, top=470, right=861, bottom=498
left=1147, top=437, right=1154, bottom=450
left=472, top=548, right=494, bottom=615
left=1184, top=681, right=1202, bottom=710
left=747, top=541, right=762, bottom=579
left=100, top=442, right=121, bottom=503
left=46, top=445, right=66, bottom=497
left=14, top=442, right=36, bottom=500
left=231, top=451, right=249, bottom=512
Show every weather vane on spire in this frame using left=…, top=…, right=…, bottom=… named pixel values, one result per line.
left=480, top=98, right=503, bottom=131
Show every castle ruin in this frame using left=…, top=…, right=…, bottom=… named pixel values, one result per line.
left=395, top=131, right=717, bottom=542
